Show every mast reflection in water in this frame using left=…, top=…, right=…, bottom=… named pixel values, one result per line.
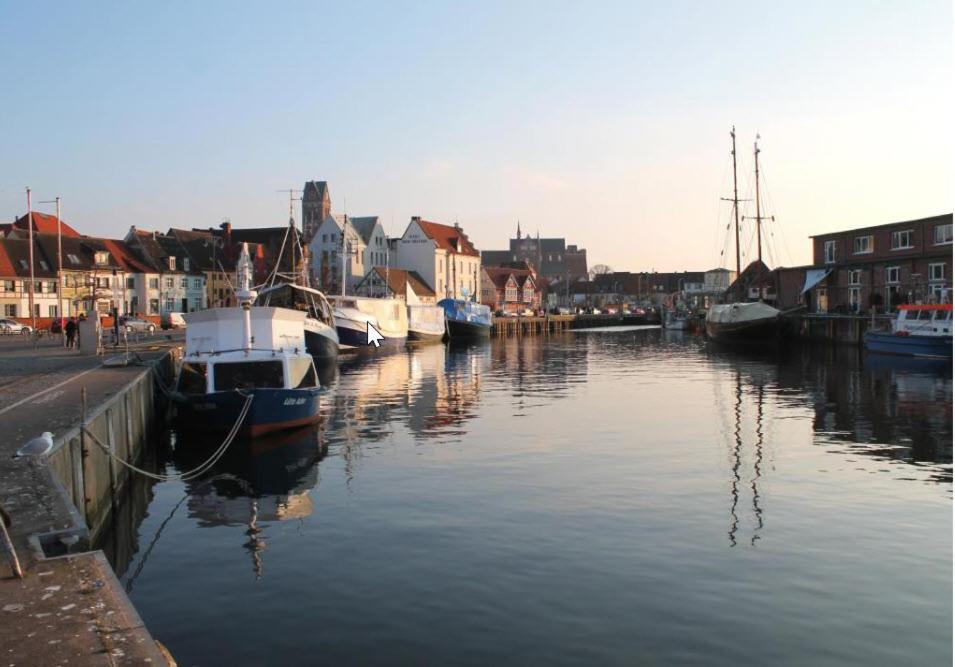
left=101, top=331, right=951, bottom=667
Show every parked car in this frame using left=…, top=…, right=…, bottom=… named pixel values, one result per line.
left=122, top=317, right=156, bottom=334
left=0, top=318, right=32, bottom=335
left=162, top=312, right=187, bottom=329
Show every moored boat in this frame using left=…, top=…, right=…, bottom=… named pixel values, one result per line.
left=330, top=295, right=408, bottom=349
left=439, top=298, right=492, bottom=339
left=663, top=309, right=690, bottom=330
left=864, top=304, right=953, bottom=358
left=407, top=304, right=446, bottom=342
left=705, top=301, right=780, bottom=341
left=174, top=244, right=321, bottom=437
left=256, top=282, right=339, bottom=361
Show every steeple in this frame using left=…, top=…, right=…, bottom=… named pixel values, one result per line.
left=516, top=220, right=521, bottom=240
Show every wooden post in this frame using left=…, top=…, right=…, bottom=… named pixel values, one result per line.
left=80, top=387, right=91, bottom=522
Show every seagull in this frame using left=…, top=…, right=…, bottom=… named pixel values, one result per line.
left=15, top=432, right=54, bottom=458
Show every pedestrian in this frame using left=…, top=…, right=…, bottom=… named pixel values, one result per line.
left=65, top=317, right=77, bottom=349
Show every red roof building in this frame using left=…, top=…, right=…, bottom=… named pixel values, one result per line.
left=8, top=212, right=81, bottom=238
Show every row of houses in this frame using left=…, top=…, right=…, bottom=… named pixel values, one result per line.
left=0, top=213, right=272, bottom=325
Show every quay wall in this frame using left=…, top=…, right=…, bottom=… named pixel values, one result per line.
left=793, top=314, right=892, bottom=346
left=45, top=351, right=177, bottom=548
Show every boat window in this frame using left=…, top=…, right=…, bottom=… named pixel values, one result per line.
left=904, top=310, right=919, bottom=320
left=213, top=361, right=285, bottom=391
left=289, top=358, right=318, bottom=388
left=179, top=362, right=208, bottom=394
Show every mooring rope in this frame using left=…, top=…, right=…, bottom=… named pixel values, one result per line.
left=82, top=392, right=254, bottom=483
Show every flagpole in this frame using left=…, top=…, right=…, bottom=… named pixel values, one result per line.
left=26, top=187, right=36, bottom=331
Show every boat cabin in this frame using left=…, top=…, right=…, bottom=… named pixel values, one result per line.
left=893, top=305, right=953, bottom=337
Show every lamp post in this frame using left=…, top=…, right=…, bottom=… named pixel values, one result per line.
left=25, top=188, right=36, bottom=331
left=38, top=196, right=65, bottom=321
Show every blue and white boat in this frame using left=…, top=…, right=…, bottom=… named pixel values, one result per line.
left=864, top=304, right=952, bottom=359
left=329, top=295, right=408, bottom=349
left=175, top=243, right=322, bottom=437
left=438, top=299, right=492, bottom=339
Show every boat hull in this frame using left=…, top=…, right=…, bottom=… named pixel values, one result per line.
left=336, top=322, right=407, bottom=349
left=446, top=318, right=491, bottom=339
left=864, top=331, right=953, bottom=358
left=175, top=388, right=321, bottom=438
left=305, top=326, right=339, bottom=360
left=408, top=327, right=446, bottom=342
left=705, top=316, right=780, bottom=342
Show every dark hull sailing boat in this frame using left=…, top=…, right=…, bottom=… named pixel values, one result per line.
left=706, top=128, right=781, bottom=343
left=255, top=205, right=339, bottom=363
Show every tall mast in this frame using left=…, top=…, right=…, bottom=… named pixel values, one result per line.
left=26, top=187, right=36, bottom=330
left=754, top=135, right=763, bottom=267
left=731, top=128, right=741, bottom=285
left=341, top=214, right=347, bottom=298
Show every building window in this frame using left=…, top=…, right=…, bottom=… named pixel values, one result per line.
left=848, top=287, right=861, bottom=313
left=848, top=269, right=861, bottom=285
left=886, top=266, right=900, bottom=284
left=4, top=305, right=16, bottom=317
left=929, top=284, right=949, bottom=303
left=891, top=229, right=914, bottom=250
left=1, top=280, right=13, bottom=292
left=39, top=260, right=49, bottom=271
left=929, top=263, right=945, bottom=282
left=193, top=278, right=202, bottom=289
left=168, top=257, right=176, bottom=271
left=95, top=251, right=109, bottom=265
left=165, top=278, right=174, bottom=288
left=183, top=258, right=190, bottom=272
left=33, top=304, right=40, bottom=318
left=47, top=281, right=57, bottom=293
left=149, top=299, right=159, bottom=314
left=853, top=236, right=873, bottom=254
left=934, top=224, right=953, bottom=245
left=815, top=288, right=828, bottom=313
left=48, top=305, right=58, bottom=318
left=505, top=287, right=518, bottom=302
left=164, top=299, right=175, bottom=312
left=149, top=277, right=159, bottom=289
left=67, top=253, right=80, bottom=265
left=180, top=277, right=188, bottom=288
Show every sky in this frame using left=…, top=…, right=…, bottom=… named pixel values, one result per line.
left=1, top=1, right=951, bottom=271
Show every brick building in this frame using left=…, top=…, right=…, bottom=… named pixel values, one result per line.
left=802, top=214, right=952, bottom=313
left=481, top=223, right=588, bottom=286
left=481, top=265, right=541, bottom=314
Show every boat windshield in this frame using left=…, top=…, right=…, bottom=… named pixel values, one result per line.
left=213, top=360, right=285, bottom=391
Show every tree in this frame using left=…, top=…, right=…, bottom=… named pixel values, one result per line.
left=589, top=264, right=613, bottom=281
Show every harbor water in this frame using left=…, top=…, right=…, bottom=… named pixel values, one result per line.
left=102, top=328, right=952, bottom=666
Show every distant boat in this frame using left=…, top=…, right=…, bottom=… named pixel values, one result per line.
left=864, top=304, right=953, bottom=358
left=439, top=298, right=492, bottom=339
left=256, top=283, right=339, bottom=361
left=407, top=304, right=446, bottom=342
left=663, top=310, right=690, bottom=330
left=330, top=295, right=408, bottom=349
left=175, top=243, right=322, bottom=437
left=706, top=127, right=781, bottom=343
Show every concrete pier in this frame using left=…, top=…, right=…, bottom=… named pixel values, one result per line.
left=0, top=335, right=180, bottom=665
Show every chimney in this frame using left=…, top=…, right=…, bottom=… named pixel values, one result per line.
left=411, top=216, right=421, bottom=223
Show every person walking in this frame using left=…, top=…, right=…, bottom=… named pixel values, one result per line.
left=64, top=317, right=77, bottom=349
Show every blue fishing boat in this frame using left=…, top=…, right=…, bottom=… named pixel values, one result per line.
left=175, top=243, right=322, bottom=437
left=439, top=298, right=492, bottom=339
left=864, top=304, right=952, bottom=359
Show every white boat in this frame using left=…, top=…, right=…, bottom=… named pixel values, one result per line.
left=329, top=295, right=408, bottom=349
left=407, top=304, right=446, bottom=342
left=256, top=283, right=339, bottom=361
left=175, top=243, right=322, bottom=437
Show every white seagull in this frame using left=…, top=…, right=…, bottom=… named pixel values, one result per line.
left=16, top=432, right=54, bottom=458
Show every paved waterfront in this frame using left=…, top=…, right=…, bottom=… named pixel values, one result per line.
left=105, top=330, right=952, bottom=666
left=0, top=333, right=181, bottom=665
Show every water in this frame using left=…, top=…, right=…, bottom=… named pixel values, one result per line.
left=103, top=329, right=952, bottom=666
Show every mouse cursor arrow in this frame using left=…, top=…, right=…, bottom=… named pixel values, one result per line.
left=366, top=321, right=385, bottom=348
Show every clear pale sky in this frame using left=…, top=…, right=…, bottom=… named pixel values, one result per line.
left=1, top=1, right=951, bottom=271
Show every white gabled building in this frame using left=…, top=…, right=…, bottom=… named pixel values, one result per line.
left=309, top=214, right=388, bottom=294
left=394, top=217, right=481, bottom=301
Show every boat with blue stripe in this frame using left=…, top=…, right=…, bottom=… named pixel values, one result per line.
left=439, top=298, right=492, bottom=339
left=864, top=304, right=952, bottom=359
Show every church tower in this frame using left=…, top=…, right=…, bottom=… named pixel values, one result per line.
left=301, top=181, right=330, bottom=244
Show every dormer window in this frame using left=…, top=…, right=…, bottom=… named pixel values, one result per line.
left=95, top=251, right=109, bottom=266
left=18, top=259, right=27, bottom=270
left=183, top=258, right=190, bottom=272
left=39, top=260, right=49, bottom=271
left=168, top=257, right=176, bottom=271
left=67, top=253, right=80, bottom=265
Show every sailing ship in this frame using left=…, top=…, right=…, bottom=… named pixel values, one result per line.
left=706, top=128, right=782, bottom=342
left=174, top=243, right=322, bottom=437
left=255, top=209, right=339, bottom=362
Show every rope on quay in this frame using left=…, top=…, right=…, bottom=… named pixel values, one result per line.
left=82, top=391, right=254, bottom=483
